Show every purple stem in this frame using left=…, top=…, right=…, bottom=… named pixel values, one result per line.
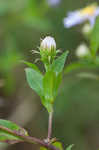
left=48, top=111, right=53, bottom=140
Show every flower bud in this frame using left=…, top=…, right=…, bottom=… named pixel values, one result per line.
left=40, top=36, right=56, bottom=52
left=76, top=43, right=90, bottom=58
left=40, top=36, right=56, bottom=64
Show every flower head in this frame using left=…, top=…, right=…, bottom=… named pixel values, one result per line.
left=40, top=36, right=56, bottom=64
left=63, top=4, right=99, bottom=28
left=40, top=36, right=56, bottom=52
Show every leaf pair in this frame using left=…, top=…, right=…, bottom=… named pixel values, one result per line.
left=25, top=51, right=68, bottom=112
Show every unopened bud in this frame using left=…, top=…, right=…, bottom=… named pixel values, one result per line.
left=76, top=44, right=90, bottom=58
left=40, top=36, right=56, bottom=64
left=40, top=36, right=56, bottom=52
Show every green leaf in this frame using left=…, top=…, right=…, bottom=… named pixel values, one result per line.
left=54, top=73, right=62, bottom=97
left=77, top=72, right=98, bottom=80
left=64, top=62, right=88, bottom=74
left=40, top=147, right=47, bottom=150
left=90, top=18, right=99, bottom=55
left=25, top=68, right=43, bottom=97
left=40, top=141, right=63, bottom=150
left=53, top=141, right=63, bottom=150
left=66, top=144, right=74, bottom=150
left=22, top=60, right=41, bottom=73
left=42, top=71, right=62, bottom=112
left=64, top=61, right=99, bottom=74
left=52, top=51, right=69, bottom=75
left=0, top=119, right=28, bottom=144
left=43, top=71, right=56, bottom=103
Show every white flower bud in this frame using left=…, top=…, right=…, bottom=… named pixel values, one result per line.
left=76, top=44, right=90, bottom=58
left=40, top=36, right=56, bottom=52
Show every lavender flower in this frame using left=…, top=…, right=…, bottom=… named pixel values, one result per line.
left=63, top=4, right=99, bottom=28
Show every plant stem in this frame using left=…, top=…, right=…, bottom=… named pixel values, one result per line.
left=0, top=126, right=59, bottom=150
left=48, top=111, right=53, bottom=140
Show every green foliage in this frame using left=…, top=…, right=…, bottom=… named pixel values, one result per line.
left=25, top=68, right=43, bottom=97
left=40, top=141, right=63, bottom=150
left=53, top=141, right=63, bottom=150
left=52, top=51, right=69, bottom=75
left=22, top=60, right=41, bottom=73
left=0, top=119, right=28, bottom=144
left=65, top=144, right=74, bottom=150
left=40, top=147, right=47, bottom=150
left=25, top=51, right=68, bottom=113
left=42, top=71, right=62, bottom=112
left=43, top=71, right=56, bottom=103
left=90, top=18, right=99, bottom=55
left=64, top=61, right=97, bottom=74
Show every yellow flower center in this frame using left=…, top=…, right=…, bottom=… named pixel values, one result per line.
left=80, top=5, right=97, bottom=16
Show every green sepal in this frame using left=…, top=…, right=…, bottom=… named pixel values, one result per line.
left=25, top=68, right=43, bottom=97
left=40, top=47, right=56, bottom=65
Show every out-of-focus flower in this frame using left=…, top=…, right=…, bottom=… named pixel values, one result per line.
left=76, top=43, right=90, bottom=58
left=47, top=0, right=61, bottom=7
left=82, top=23, right=92, bottom=35
left=63, top=4, right=99, bottom=28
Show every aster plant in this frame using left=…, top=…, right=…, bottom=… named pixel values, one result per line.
left=0, top=36, right=73, bottom=150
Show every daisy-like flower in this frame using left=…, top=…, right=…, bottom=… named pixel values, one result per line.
left=63, top=4, right=99, bottom=28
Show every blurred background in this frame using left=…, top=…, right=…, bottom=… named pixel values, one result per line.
left=0, top=0, right=99, bottom=150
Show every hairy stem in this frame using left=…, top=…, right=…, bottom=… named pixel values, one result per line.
left=48, top=111, right=53, bottom=140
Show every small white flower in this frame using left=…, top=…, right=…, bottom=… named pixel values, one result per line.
left=76, top=43, right=90, bottom=58
left=63, top=4, right=99, bottom=28
left=40, top=36, right=56, bottom=51
left=47, top=0, right=61, bottom=6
